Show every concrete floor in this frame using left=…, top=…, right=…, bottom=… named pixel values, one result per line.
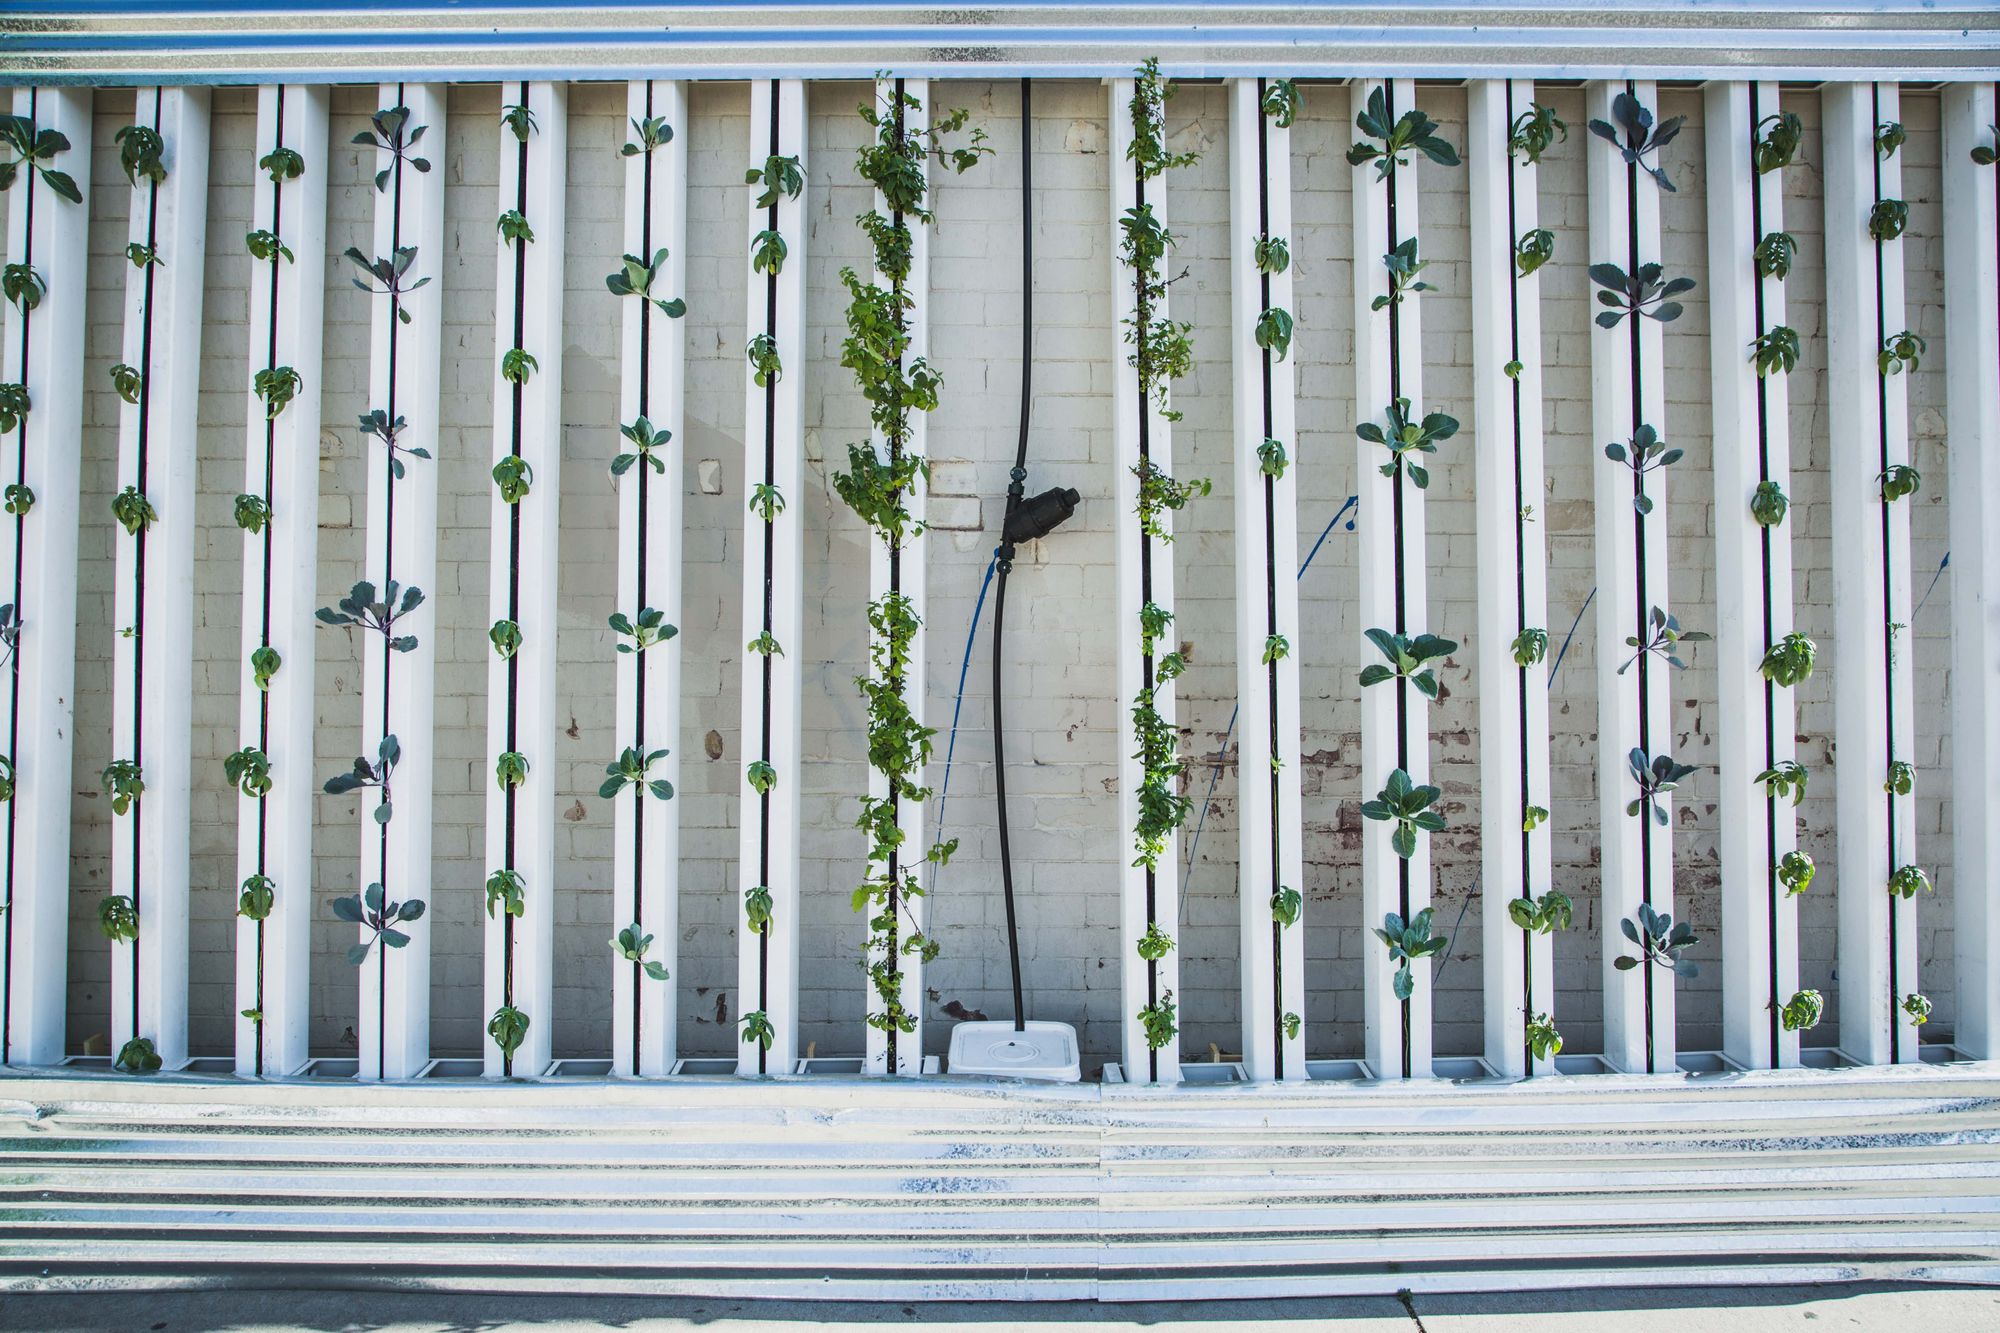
left=1, top=1283, right=1996, bottom=1331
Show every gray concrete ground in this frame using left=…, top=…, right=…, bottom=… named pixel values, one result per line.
left=0, top=1283, right=1996, bottom=1331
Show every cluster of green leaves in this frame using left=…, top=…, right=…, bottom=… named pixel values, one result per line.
left=1750, top=326, right=1801, bottom=378
left=613, top=416, right=671, bottom=478
left=488, top=1006, right=530, bottom=1061
left=260, top=145, right=303, bottom=184
left=496, top=210, right=533, bottom=246
left=115, top=1037, right=161, bottom=1073
left=1526, top=1012, right=1563, bottom=1061
left=333, top=880, right=425, bottom=965
left=1589, top=262, right=1695, bottom=328
left=1971, top=123, right=2000, bottom=166
left=1509, top=103, right=1567, bottom=165
left=1879, top=462, right=1922, bottom=502
left=1138, top=990, right=1178, bottom=1051
left=1626, top=746, right=1697, bottom=826
left=1261, top=80, right=1301, bottom=128
left=1617, top=601, right=1704, bottom=679
left=624, top=114, right=673, bottom=158
left=1511, top=627, right=1549, bottom=668
left=359, top=409, right=431, bottom=479
left=1889, top=864, right=1932, bottom=900
left=746, top=153, right=804, bottom=210
left=1878, top=329, right=1925, bottom=377
left=2, top=262, right=45, bottom=313
left=1903, top=992, right=1932, bottom=1026
left=1876, top=120, right=1906, bottom=160
left=111, top=486, right=157, bottom=536
left=1589, top=91, right=1683, bottom=192
left=609, top=606, right=676, bottom=655
left=99, top=892, right=139, bottom=943
left=499, top=348, right=538, bottom=387
left=1254, top=234, right=1289, bottom=275
left=1754, top=111, right=1804, bottom=175
left=1347, top=85, right=1460, bottom=180
left=323, top=732, right=401, bottom=826
left=345, top=245, right=430, bottom=325
left=1119, top=199, right=1195, bottom=422
left=495, top=751, right=529, bottom=791
left=1257, top=438, right=1288, bottom=480
left=224, top=746, right=274, bottom=799
left=0, top=382, right=29, bottom=435
left=745, top=332, right=783, bottom=388
left=238, top=873, right=274, bottom=921
left=1361, top=767, right=1445, bottom=860
left=612, top=924, right=671, bottom=981
left=601, top=746, right=673, bottom=801
left=1752, top=479, right=1789, bottom=527
left=1758, top=632, right=1817, bottom=687
left=3, top=483, right=29, bottom=517
left=353, top=105, right=431, bottom=193
left=0, top=113, right=82, bottom=203
left=250, top=645, right=281, bottom=691
left=1357, top=396, right=1458, bottom=490
left=1777, top=849, right=1815, bottom=896
left=1509, top=889, right=1573, bottom=937
left=1374, top=236, right=1432, bottom=310
left=1616, top=901, right=1698, bottom=978
left=1359, top=628, right=1455, bottom=700
left=492, top=453, right=533, bottom=504
left=1868, top=198, right=1909, bottom=243
left=1757, top=759, right=1809, bottom=806
left=485, top=868, right=525, bottom=919
left=1781, top=988, right=1823, bottom=1032
left=1515, top=228, right=1555, bottom=279
left=1604, top=424, right=1683, bottom=516
left=1374, top=908, right=1445, bottom=1001
left=114, top=122, right=167, bottom=185
left=101, top=758, right=145, bottom=815
left=605, top=247, right=687, bottom=319
left=317, top=579, right=425, bottom=654
left=741, top=1009, right=775, bottom=1050
left=254, top=365, right=302, bottom=420
left=1130, top=681, right=1192, bottom=876
left=1755, top=231, right=1797, bottom=281
left=110, top=362, right=143, bottom=406
left=1131, top=456, right=1210, bottom=542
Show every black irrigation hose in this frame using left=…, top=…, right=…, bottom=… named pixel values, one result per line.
left=0, top=88, right=34, bottom=1064
left=1748, top=84, right=1782, bottom=1068
left=992, top=77, right=1032, bottom=1034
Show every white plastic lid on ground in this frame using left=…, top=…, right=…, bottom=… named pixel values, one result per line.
left=944, top=1019, right=1081, bottom=1082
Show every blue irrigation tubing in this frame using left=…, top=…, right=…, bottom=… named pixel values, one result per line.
left=927, top=551, right=998, bottom=895
left=1914, top=549, right=1949, bottom=619
left=1547, top=585, right=1594, bottom=690
left=1183, top=495, right=1358, bottom=883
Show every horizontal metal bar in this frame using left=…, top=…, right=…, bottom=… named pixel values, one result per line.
left=3, top=3, right=1999, bottom=84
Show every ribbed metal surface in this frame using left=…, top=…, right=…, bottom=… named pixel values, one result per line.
left=2, top=1065, right=1997, bottom=1298
left=2, top=3, right=1999, bottom=83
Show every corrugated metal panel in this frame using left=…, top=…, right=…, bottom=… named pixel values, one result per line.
left=2, top=1066, right=1997, bottom=1297
left=2, top=3, right=1999, bottom=84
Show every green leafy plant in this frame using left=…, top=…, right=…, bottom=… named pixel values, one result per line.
left=1523, top=805, right=1549, bottom=831
left=233, top=493, right=271, bottom=534
left=333, top=880, right=425, bottom=965
left=224, top=746, right=274, bottom=799
left=114, top=123, right=167, bottom=185
left=0, top=113, right=82, bottom=204
left=1138, top=990, right=1178, bottom=1050
left=1868, top=198, right=1908, bottom=243
left=499, top=347, right=538, bottom=387
left=1361, top=767, right=1445, bottom=860
left=1254, top=305, right=1295, bottom=360
left=744, top=884, right=774, bottom=932
left=604, top=248, right=687, bottom=319
left=1515, top=228, right=1555, bottom=278
left=1118, top=201, right=1195, bottom=421
left=0, top=382, right=28, bottom=434
left=1589, top=91, right=1683, bottom=192
left=124, top=241, right=161, bottom=270
left=1878, top=330, right=1924, bottom=377
left=3, top=484, right=31, bottom=516
left=1617, top=901, right=1698, bottom=978
left=1374, top=237, right=1432, bottom=309
left=1261, top=79, right=1302, bottom=128
left=253, top=365, right=302, bottom=419
left=352, top=104, right=431, bottom=192
left=1359, top=628, right=1455, bottom=700
left=1357, top=396, right=1458, bottom=490
left=1257, top=437, right=1288, bottom=479
left=2, top=262, right=44, bottom=313
left=1590, top=262, right=1695, bottom=328
left=1605, top=424, right=1682, bottom=516
left=1755, top=231, right=1797, bottom=280
left=1509, top=888, right=1574, bottom=937
left=344, top=246, right=430, bottom=324
left=110, top=363, right=143, bottom=406
left=1902, top=992, right=1931, bottom=1026
left=1875, top=120, right=1906, bottom=160
left=484, top=867, right=525, bottom=919
left=1879, top=463, right=1922, bottom=502
left=1619, top=605, right=1708, bottom=675
left=1527, top=1013, right=1563, bottom=1061
left=613, top=416, right=671, bottom=478
left=741, top=1010, right=774, bottom=1050
left=495, top=209, right=533, bottom=246
left=1752, top=479, right=1789, bottom=527
left=259, top=145, right=304, bottom=184
left=1262, top=633, right=1290, bottom=665
left=1136, top=921, right=1175, bottom=962
left=0, top=754, right=14, bottom=803
left=747, top=630, right=783, bottom=658
left=1626, top=747, right=1697, bottom=826
left=99, top=893, right=139, bottom=942
left=612, top=924, right=670, bottom=981
left=1781, top=988, right=1823, bottom=1032
left=1750, top=326, right=1801, bottom=378
left=1889, top=864, right=1932, bottom=900
left=1972, top=124, right=2000, bottom=166
left=102, top=757, right=145, bottom=814
left=322, top=733, right=401, bottom=825
left=238, top=873, right=275, bottom=921
left=1347, top=85, right=1460, bottom=180
left=623, top=114, right=673, bottom=157
left=488, top=619, right=521, bottom=659
left=317, top=579, right=424, bottom=654
left=250, top=645, right=281, bottom=692
left=601, top=746, right=673, bottom=801
left=1374, top=908, right=1446, bottom=1001
left=749, top=481, right=786, bottom=522
left=745, top=332, right=783, bottom=387
left=492, top=454, right=533, bottom=504
left=1757, top=760, right=1809, bottom=806
left=114, top=1037, right=161, bottom=1074
left=1758, top=632, right=1817, bottom=687
left=1777, top=850, right=1815, bottom=896
left=746, top=759, right=777, bottom=796
left=488, top=1005, right=529, bottom=1061
left=1754, top=111, right=1804, bottom=174
left=1885, top=759, right=1915, bottom=796
left=609, top=607, right=676, bottom=654
left=1271, top=886, right=1302, bottom=928
left=1509, top=102, right=1567, bottom=165
left=745, top=153, right=804, bottom=209
left=495, top=750, right=529, bottom=791
left=1511, top=627, right=1549, bottom=668
left=1132, top=458, right=1210, bottom=542
left=500, top=101, right=537, bottom=142
left=1254, top=234, right=1290, bottom=275
left=358, top=409, right=431, bottom=479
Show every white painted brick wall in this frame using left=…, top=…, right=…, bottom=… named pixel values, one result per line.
left=33, top=79, right=1961, bottom=1069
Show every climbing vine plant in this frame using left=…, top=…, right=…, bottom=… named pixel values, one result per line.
left=833, top=77, right=985, bottom=1070
left=1121, top=58, right=1201, bottom=1073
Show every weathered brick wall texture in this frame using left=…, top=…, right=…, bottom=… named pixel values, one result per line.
left=33, top=80, right=1958, bottom=1069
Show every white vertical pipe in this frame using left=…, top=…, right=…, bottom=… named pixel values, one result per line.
left=1352, top=78, right=1433, bottom=1082
left=1469, top=79, right=1555, bottom=1079
left=1827, top=82, right=1918, bottom=1066
left=737, top=78, right=806, bottom=1076
left=1706, top=80, right=1802, bottom=1071
left=0, top=87, right=89, bottom=1067
left=1586, top=79, right=1677, bottom=1075
left=236, top=84, right=327, bottom=1078
left=863, top=75, right=930, bottom=1078
left=108, top=87, right=209, bottom=1072
left=610, top=79, right=686, bottom=1078
left=1944, top=81, right=2000, bottom=1061
left=1111, top=75, right=1181, bottom=1086
left=1229, top=77, right=1305, bottom=1082
left=355, top=81, right=445, bottom=1082
left=484, top=80, right=565, bottom=1079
